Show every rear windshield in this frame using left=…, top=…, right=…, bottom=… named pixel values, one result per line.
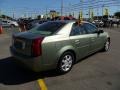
left=30, top=21, right=66, bottom=35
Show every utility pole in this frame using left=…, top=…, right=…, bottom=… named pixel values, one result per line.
left=24, top=12, right=26, bottom=18
left=97, top=7, right=99, bottom=20
left=73, top=12, right=74, bottom=17
left=13, top=12, right=15, bottom=19
left=102, top=0, right=104, bottom=18
left=61, top=0, right=63, bottom=16
left=102, top=4, right=104, bottom=19
left=69, top=3, right=71, bottom=16
left=102, top=5, right=104, bottom=16
left=0, top=10, right=1, bottom=18
left=89, top=6, right=91, bottom=20
left=80, top=0, right=83, bottom=21
left=96, top=0, right=99, bottom=20
left=46, top=7, right=48, bottom=19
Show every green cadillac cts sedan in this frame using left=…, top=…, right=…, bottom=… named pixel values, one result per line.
left=10, top=20, right=110, bottom=73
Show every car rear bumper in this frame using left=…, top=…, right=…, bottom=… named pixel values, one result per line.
left=10, top=46, right=47, bottom=72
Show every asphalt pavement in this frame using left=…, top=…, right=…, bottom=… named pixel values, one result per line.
left=0, top=27, right=120, bottom=90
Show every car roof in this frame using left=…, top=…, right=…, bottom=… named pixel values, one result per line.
left=47, top=20, right=90, bottom=24
left=47, top=20, right=74, bottom=23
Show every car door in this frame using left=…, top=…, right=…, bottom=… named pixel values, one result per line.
left=69, top=23, right=91, bottom=60
left=1, top=21, right=6, bottom=27
left=84, top=23, right=104, bottom=53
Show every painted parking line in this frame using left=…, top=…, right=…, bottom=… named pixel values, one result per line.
left=37, top=79, right=48, bottom=90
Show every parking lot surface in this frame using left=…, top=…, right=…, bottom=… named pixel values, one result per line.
left=0, top=27, right=120, bottom=90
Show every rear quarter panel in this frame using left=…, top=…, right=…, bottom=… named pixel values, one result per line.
left=41, top=34, right=76, bottom=69
left=41, top=22, right=75, bottom=68
left=100, top=31, right=110, bottom=45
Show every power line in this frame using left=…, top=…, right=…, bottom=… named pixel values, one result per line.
left=63, top=0, right=120, bottom=14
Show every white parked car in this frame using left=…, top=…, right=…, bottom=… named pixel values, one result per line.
left=92, top=20, right=104, bottom=27
left=108, top=17, right=120, bottom=23
left=0, top=19, right=19, bottom=27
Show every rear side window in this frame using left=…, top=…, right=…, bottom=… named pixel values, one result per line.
left=79, top=26, right=87, bottom=35
left=30, top=22, right=66, bottom=35
left=71, top=25, right=80, bottom=36
left=84, top=23, right=98, bottom=34
left=70, top=23, right=87, bottom=36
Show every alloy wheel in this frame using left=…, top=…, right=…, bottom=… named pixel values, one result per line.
left=61, top=55, right=73, bottom=72
left=58, top=52, right=75, bottom=73
left=105, top=40, right=110, bottom=51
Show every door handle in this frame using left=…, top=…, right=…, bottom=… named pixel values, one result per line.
left=91, top=38, right=95, bottom=41
left=75, top=40, right=80, bottom=42
left=75, top=40, right=80, bottom=44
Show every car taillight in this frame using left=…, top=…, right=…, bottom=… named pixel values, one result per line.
left=32, top=37, right=44, bottom=57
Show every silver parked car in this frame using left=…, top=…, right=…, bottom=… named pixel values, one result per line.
left=10, top=20, right=110, bottom=73
left=0, top=19, right=18, bottom=27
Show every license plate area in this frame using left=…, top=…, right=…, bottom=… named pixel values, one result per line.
left=14, top=39, right=25, bottom=50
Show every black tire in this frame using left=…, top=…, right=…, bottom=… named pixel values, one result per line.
left=57, top=52, right=75, bottom=74
left=102, top=38, right=110, bottom=52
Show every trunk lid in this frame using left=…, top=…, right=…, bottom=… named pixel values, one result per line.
left=12, top=31, right=45, bottom=56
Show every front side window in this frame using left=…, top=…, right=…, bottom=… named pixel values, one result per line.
left=84, top=23, right=98, bottom=34
left=70, top=23, right=87, bottom=36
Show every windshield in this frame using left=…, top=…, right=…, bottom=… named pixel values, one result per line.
left=30, top=22, right=66, bottom=35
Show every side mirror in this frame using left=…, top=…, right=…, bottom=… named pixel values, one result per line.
left=98, top=29, right=104, bottom=34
